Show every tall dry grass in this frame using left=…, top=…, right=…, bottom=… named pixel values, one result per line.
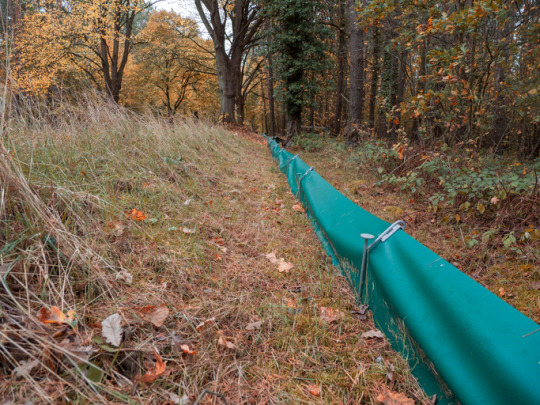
left=0, top=92, right=243, bottom=403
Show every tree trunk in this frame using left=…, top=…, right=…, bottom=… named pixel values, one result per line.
left=347, top=0, right=366, bottom=141
left=333, top=0, right=346, bottom=136
left=368, top=26, right=380, bottom=131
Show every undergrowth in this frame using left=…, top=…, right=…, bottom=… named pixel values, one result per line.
left=294, top=134, right=539, bottom=322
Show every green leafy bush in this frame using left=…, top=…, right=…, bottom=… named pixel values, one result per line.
left=292, top=132, right=326, bottom=152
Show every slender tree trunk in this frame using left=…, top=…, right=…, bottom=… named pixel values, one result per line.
left=368, top=26, right=380, bottom=131
left=411, top=38, right=427, bottom=142
left=266, top=51, right=276, bottom=137
left=261, top=77, right=268, bottom=133
left=333, top=0, right=346, bottom=136
left=347, top=0, right=366, bottom=141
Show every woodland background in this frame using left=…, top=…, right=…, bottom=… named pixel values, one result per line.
left=2, top=0, right=539, bottom=156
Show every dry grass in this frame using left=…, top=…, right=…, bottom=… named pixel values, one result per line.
left=0, top=97, right=429, bottom=404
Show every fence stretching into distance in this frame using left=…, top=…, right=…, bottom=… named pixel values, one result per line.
left=264, top=135, right=540, bottom=405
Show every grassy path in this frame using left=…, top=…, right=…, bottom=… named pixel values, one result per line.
left=1, top=108, right=428, bottom=404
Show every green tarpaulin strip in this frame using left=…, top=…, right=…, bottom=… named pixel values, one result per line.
left=265, top=135, right=540, bottom=405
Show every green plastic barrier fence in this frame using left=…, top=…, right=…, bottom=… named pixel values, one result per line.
left=265, top=135, right=540, bottom=405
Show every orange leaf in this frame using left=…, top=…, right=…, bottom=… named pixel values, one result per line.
left=180, top=344, right=197, bottom=355
left=142, top=349, right=167, bottom=383
left=213, top=253, right=223, bottom=261
left=307, top=384, right=321, bottom=396
left=212, top=237, right=225, bottom=246
left=292, top=204, right=305, bottom=213
left=376, top=389, right=414, bottom=405
left=39, top=306, right=68, bottom=324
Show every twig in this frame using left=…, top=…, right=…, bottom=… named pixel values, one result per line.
left=193, top=389, right=228, bottom=405
left=522, top=328, right=540, bottom=338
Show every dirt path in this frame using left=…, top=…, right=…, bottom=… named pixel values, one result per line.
left=164, top=129, right=428, bottom=404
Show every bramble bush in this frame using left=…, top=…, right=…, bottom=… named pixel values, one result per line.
left=351, top=139, right=540, bottom=245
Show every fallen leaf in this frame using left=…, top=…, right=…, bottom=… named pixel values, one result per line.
left=134, top=304, right=169, bottom=327
left=285, top=298, right=297, bottom=308
left=292, top=204, right=305, bottom=213
left=115, top=270, right=133, bottom=284
left=12, top=359, right=40, bottom=378
left=184, top=199, right=192, bottom=205
left=307, top=384, right=321, bottom=397
left=180, top=344, right=197, bottom=355
left=212, top=237, right=225, bottom=245
left=361, top=329, right=384, bottom=339
left=101, top=313, right=123, bottom=347
left=39, top=306, right=67, bottom=324
left=142, top=349, right=167, bottom=383
left=182, top=227, right=195, bottom=234
left=214, top=253, right=223, bottom=261
left=265, top=252, right=278, bottom=264
left=320, top=307, right=345, bottom=323
left=107, top=221, right=125, bottom=236
left=490, top=196, right=499, bottom=204
left=277, top=259, right=294, bottom=273
left=218, top=336, right=236, bottom=350
left=195, top=317, right=216, bottom=330
left=246, top=320, right=263, bottom=331
left=375, top=389, right=415, bottom=405
left=499, top=287, right=506, bottom=296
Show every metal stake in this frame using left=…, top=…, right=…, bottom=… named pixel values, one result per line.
left=359, top=233, right=374, bottom=300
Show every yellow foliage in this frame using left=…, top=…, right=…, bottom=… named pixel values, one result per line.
left=122, top=10, right=219, bottom=118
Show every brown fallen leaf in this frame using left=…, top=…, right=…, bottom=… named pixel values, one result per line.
left=320, top=307, right=345, bottom=323
left=107, top=221, right=125, bottom=236
left=195, top=317, right=216, bottom=330
left=213, top=253, right=223, bottom=261
left=307, top=384, right=321, bottom=397
left=115, top=270, right=133, bottom=284
left=292, top=204, right=305, bottom=213
left=180, top=344, right=196, bottom=355
left=142, top=349, right=167, bottom=383
left=246, top=320, right=263, bottom=331
left=218, top=336, right=237, bottom=350
left=375, top=389, right=414, bottom=405
left=277, top=259, right=294, bottom=273
left=12, top=359, right=40, bottom=378
left=265, top=252, right=278, bottom=264
left=361, top=329, right=384, bottom=339
left=134, top=304, right=169, bottom=327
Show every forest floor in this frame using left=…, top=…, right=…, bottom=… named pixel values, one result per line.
left=0, top=106, right=431, bottom=405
